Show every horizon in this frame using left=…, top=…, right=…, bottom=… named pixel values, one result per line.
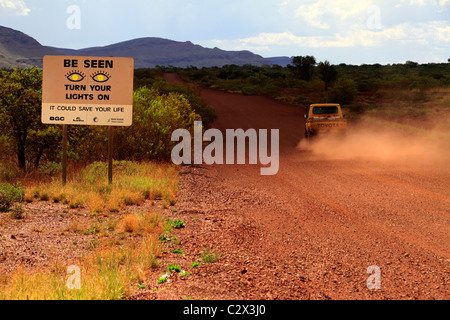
left=0, top=0, right=449, bottom=65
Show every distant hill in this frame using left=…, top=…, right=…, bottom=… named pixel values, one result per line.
left=0, top=26, right=66, bottom=68
left=0, top=26, right=290, bottom=69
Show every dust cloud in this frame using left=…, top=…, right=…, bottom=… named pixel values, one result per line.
left=297, top=123, right=450, bottom=166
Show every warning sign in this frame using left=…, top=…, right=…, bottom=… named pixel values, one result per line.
left=42, top=56, right=134, bottom=126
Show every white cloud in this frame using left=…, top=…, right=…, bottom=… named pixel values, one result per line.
left=433, top=23, right=450, bottom=42
left=289, top=0, right=373, bottom=29
left=202, top=20, right=449, bottom=52
left=203, top=0, right=449, bottom=58
left=0, top=0, right=30, bottom=16
left=395, top=0, right=450, bottom=9
left=409, top=0, right=427, bottom=6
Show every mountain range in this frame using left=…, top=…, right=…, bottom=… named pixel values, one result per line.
left=0, top=26, right=292, bottom=69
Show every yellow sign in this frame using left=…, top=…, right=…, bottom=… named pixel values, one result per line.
left=42, top=56, right=134, bottom=126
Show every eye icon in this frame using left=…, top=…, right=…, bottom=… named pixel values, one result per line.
left=66, top=71, right=85, bottom=82
left=91, top=71, right=111, bottom=83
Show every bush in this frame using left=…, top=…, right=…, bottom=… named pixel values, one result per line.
left=0, top=163, right=20, bottom=182
left=170, top=219, right=185, bottom=229
left=38, top=161, right=62, bottom=176
left=328, top=79, right=358, bottom=105
left=200, top=246, right=221, bottom=263
left=10, top=203, right=24, bottom=219
left=357, top=78, right=381, bottom=93
left=150, top=80, right=217, bottom=127
left=241, top=85, right=258, bottom=96
left=115, top=87, right=201, bottom=160
left=0, top=183, right=24, bottom=212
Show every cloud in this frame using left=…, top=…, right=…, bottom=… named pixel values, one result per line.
left=0, top=0, right=30, bottom=16
left=202, top=0, right=449, bottom=58
left=205, top=20, right=449, bottom=49
left=281, top=0, right=373, bottom=30
left=390, top=0, right=450, bottom=10
left=406, top=0, right=450, bottom=7
left=200, top=19, right=449, bottom=64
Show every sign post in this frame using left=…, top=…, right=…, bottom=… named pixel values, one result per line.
left=62, top=125, right=68, bottom=185
left=108, top=126, right=114, bottom=184
left=42, top=55, right=134, bottom=184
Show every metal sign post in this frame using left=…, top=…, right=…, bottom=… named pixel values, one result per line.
left=108, top=126, right=114, bottom=185
left=62, top=124, right=68, bottom=185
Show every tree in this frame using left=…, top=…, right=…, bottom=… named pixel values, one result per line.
left=0, top=67, right=60, bottom=170
left=289, top=56, right=316, bottom=81
left=317, top=60, right=338, bottom=90
left=328, top=79, right=358, bottom=105
left=114, top=87, right=201, bottom=160
left=405, top=61, right=418, bottom=68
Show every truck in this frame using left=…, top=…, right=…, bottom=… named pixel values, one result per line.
left=304, top=103, right=347, bottom=140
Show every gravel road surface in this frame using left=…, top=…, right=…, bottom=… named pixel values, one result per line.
left=132, top=74, right=449, bottom=300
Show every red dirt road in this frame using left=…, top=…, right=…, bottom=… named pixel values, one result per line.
left=142, top=74, right=450, bottom=300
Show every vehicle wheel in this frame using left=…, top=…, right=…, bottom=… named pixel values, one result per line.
left=305, top=130, right=312, bottom=143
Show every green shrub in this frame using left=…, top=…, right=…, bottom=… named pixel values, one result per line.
left=150, top=80, right=217, bottom=127
left=38, top=161, right=62, bottom=176
left=172, top=248, right=183, bottom=255
left=167, top=264, right=181, bottom=273
left=0, top=183, right=24, bottom=212
left=10, top=203, right=24, bottom=219
left=241, top=85, right=257, bottom=96
left=201, top=246, right=221, bottom=263
left=170, top=219, right=185, bottom=229
left=114, top=87, right=201, bottom=160
left=0, top=163, right=20, bottom=182
left=357, top=78, right=381, bottom=92
left=328, top=79, right=358, bottom=105
left=157, top=276, right=167, bottom=284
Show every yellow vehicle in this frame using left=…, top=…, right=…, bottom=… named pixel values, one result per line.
left=304, top=103, right=347, bottom=139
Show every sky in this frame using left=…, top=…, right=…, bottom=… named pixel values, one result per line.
left=0, top=0, right=449, bottom=65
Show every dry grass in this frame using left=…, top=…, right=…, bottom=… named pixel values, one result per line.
left=0, top=210, right=165, bottom=300
left=0, top=160, right=178, bottom=300
left=117, top=211, right=164, bottom=235
left=27, top=161, right=179, bottom=215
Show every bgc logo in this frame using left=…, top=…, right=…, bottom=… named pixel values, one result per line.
left=50, top=116, right=65, bottom=121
